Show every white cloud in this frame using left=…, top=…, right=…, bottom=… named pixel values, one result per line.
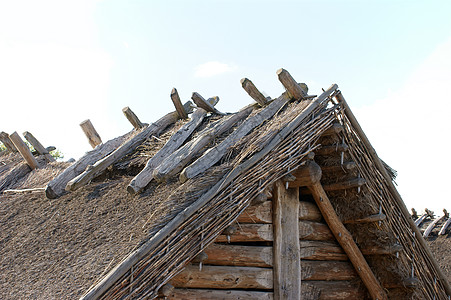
left=194, top=61, right=237, bottom=78
left=353, top=36, right=451, bottom=213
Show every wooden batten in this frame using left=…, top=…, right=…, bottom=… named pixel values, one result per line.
left=191, top=92, right=224, bottom=115
left=80, top=119, right=102, bottom=148
left=0, top=131, right=17, bottom=152
left=240, top=78, right=269, bottom=106
left=276, top=68, right=307, bottom=100
left=273, top=181, right=301, bottom=299
left=9, top=131, right=39, bottom=169
left=122, top=106, right=145, bottom=130
left=169, top=289, right=274, bottom=300
left=288, top=161, right=322, bottom=188
left=23, top=131, right=55, bottom=162
left=315, top=143, right=349, bottom=156
left=170, top=88, right=188, bottom=119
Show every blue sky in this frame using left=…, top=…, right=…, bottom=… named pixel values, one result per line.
left=1, top=0, right=450, bottom=211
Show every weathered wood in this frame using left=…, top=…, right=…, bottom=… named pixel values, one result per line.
left=302, top=260, right=357, bottom=281
left=276, top=68, right=307, bottom=100
left=127, top=100, right=216, bottom=194
left=299, top=220, right=334, bottom=241
left=171, top=265, right=273, bottom=290
left=191, top=92, right=224, bottom=115
left=362, top=244, right=403, bottom=256
left=170, top=88, right=188, bottom=119
left=2, top=187, right=45, bottom=194
left=321, top=122, right=344, bottom=137
left=122, top=106, right=145, bottom=130
left=336, top=91, right=451, bottom=295
left=215, top=223, right=273, bottom=242
left=309, top=182, right=387, bottom=300
left=288, top=161, right=322, bottom=188
left=157, top=283, right=174, bottom=297
left=9, top=131, right=39, bottom=169
left=439, top=217, right=451, bottom=235
left=202, top=244, right=272, bottom=267
left=80, top=119, right=102, bottom=148
left=414, top=209, right=434, bottom=226
left=322, top=177, right=366, bottom=191
left=79, top=85, right=339, bottom=300
left=383, top=277, right=420, bottom=289
left=191, top=251, right=208, bottom=264
left=320, top=161, right=357, bottom=173
left=169, top=289, right=274, bottom=300
left=240, top=78, right=269, bottom=106
left=45, top=131, right=131, bottom=199
left=66, top=103, right=193, bottom=192
left=0, top=131, right=17, bottom=152
left=153, top=105, right=254, bottom=182
left=180, top=94, right=289, bottom=182
left=423, top=214, right=446, bottom=237
left=0, top=163, right=31, bottom=192
left=302, top=281, right=366, bottom=300
left=343, top=213, right=386, bottom=224
left=273, top=181, right=301, bottom=300
left=23, top=131, right=55, bottom=162
left=315, top=143, right=349, bottom=156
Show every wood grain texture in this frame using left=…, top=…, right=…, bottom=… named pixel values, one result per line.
left=122, top=106, right=145, bottom=130
left=9, top=131, right=39, bottom=169
left=191, top=92, right=224, bottom=115
left=80, top=119, right=102, bottom=148
left=171, top=88, right=188, bottom=119
left=276, top=68, right=307, bottom=100
left=288, top=161, right=322, bottom=188
left=240, top=78, right=269, bottom=106
left=202, top=244, right=272, bottom=267
left=168, top=289, right=274, bottom=300
left=0, top=131, right=17, bottom=152
left=23, top=131, right=54, bottom=162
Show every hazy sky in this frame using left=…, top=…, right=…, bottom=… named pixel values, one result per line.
left=1, top=0, right=450, bottom=212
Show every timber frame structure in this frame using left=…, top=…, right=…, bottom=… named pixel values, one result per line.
left=1, top=68, right=450, bottom=299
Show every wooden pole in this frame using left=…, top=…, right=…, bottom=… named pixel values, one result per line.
left=276, top=68, right=307, bottom=100
left=240, top=78, right=269, bottom=106
left=0, top=131, right=17, bottom=152
left=171, top=88, right=188, bottom=119
left=273, top=181, right=301, bottom=300
left=23, top=131, right=55, bottom=162
left=308, top=182, right=388, bottom=300
left=122, top=107, right=145, bottom=130
left=191, top=92, right=224, bottom=115
left=9, top=132, right=39, bottom=169
left=80, top=119, right=102, bottom=148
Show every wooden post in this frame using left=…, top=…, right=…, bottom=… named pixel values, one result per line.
left=23, top=131, right=55, bottom=162
left=80, top=119, right=102, bottom=148
left=308, top=182, right=388, bottom=300
left=8, top=131, right=39, bottom=169
left=240, top=78, right=269, bottom=106
left=273, top=180, right=301, bottom=300
left=288, top=161, right=322, bottom=188
left=171, top=88, right=188, bottom=119
left=122, top=106, right=145, bottom=130
left=276, top=68, right=307, bottom=100
left=191, top=92, right=224, bottom=115
left=0, top=131, right=17, bottom=152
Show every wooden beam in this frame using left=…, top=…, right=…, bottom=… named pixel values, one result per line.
left=153, top=105, right=254, bottom=182
left=191, top=92, right=224, bottom=115
left=0, top=163, right=31, bottom=192
left=169, top=289, right=274, bottom=300
left=302, top=281, right=366, bottom=300
left=180, top=94, right=289, bottom=182
left=321, top=161, right=357, bottom=173
left=170, top=88, right=188, bottom=119
left=2, top=187, right=45, bottom=194
left=276, top=68, right=307, bottom=100
left=308, top=182, right=388, bottom=300
left=414, top=209, right=434, bottom=226
left=0, top=131, right=17, bottom=152
left=361, top=244, right=403, bottom=256
left=66, top=102, right=193, bottom=192
left=315, top=143, right=348, bottom=156
left=423, top=214, right=446, bottom=238
left=321, top=122, right=344, bottom=137
left=9, top=131, right=39, bottom=169
left=343, top=213, right=386, bottom=224
left=439, top=217, right=451, bottom=235
left=288, top=161, right=322, bottom=188
left=122, top=106, right=145, bottom=130
left=171, top=265, right=273, bottom=290
left=302, top=260, right=357, bottom=281
left=322, top=177, right=366, bottom=192
left=202, top=244, right=272, bottom=267
left=157, top=283, right=174, bottom=297
left=273, top=181, right=301, bottom=300
left=299, top=220, right=334, bottom=241
left=191, top=251, right=208, bottom=264
left=240, top=78, right=269, bottom=106
left=23, top=131, right=55, bottom=162
left=80, top=119, right=102, bottom=148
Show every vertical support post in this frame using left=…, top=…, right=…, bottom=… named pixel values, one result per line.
left=122, top=107, right=145, bottom=130
left=23, top=131, right=55, bottom=162
left=273, top=180, right=301, bottom=300
left=171, top=88, right=188, bottom=119
left=9, top=131, right=39, bottom=169
left=0, top=131, right=18, bottom=152
left=80, top=119, right=103, bottom=148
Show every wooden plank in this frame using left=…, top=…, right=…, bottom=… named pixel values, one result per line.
left=276, top=68, right=307, bottom=100
left=309, top=182, right=387, bottom=300
left=66, top=102, right=193, bottom=192
left=80, top=119, right=102, bottom=148
left=153, top=105, right=254, bottom=182
left=202, top=244, right=272, bottom=267
left=122, top=106, right=145, bottom=130
left=240, top=78, right=269, bottom=106
left=0, top=131, right=17, bottom=152
left=273, top=181, right=301, bottom=300
left=302, top=260, right=357, bottom=281
left=23, top=131, right=55, bottom=162
left=302, top=281, right=366, bottom=300
left=191, top=92, right=224, bottom=115
left=288, top=161, right=322, bottom=188
left=171, top=88, right=188, bottom=119
left=9, top=131, right=39, bottom=169
left=169, top=289, right=274, bottom=300
left=301, top=241, right=348, bottom=261
left=180, top=94, right=289, bottom=182
left=170, top=265, right=273, bottom=290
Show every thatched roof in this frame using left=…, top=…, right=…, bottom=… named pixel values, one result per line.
left=1, top=74, right=450, bottom=299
